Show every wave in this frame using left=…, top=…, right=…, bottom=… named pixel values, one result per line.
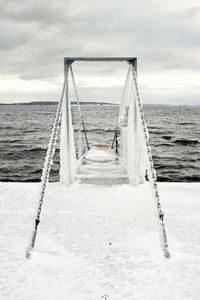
left=157, top=175, right=180, bottom=182
left=5, top=144, right=25, bottom=149
left=0, top=126, right=14, bottom=130
left=23, top=147, right=60, bottom=152
left=0, top=139, right=23, bottom=144
left=149, top=130, right=174, bottom=135
left=24, top=147, right=47, bottom=152
left=74, top=128, right=115, bottom=133
left=184, top=175, right=200, bottom=182
left=22, top=129, right=37, bottom=133
left=174, top=139, right=199, bottom=146
left=179, top=157, right=197, bottom=163
left=155, top=143, right=174, bottom=147
left=157, top=174, right=200, bottom=182
left=3, top=148, right=58, bottom=161
left=8, top=139, right=23, bottom=143
left=155, top=164, right=184, bottom=170
left=177, top=122, right=195, bottom=126
left=187, top=151, right=200, bottom=155
left=162, top=135, right=172, bottom=140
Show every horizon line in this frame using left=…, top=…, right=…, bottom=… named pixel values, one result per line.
left=0, top=100, right=200, bottom=106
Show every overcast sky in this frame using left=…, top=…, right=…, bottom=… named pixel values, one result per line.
left=0, top=0, right=200, bottom=104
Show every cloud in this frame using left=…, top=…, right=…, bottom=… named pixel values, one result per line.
left=0, top=0, right=199, bottom=103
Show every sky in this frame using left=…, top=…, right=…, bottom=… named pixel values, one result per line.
left=0, top=0, right=200, bottom=104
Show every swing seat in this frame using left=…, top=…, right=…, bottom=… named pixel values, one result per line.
left=76, top=145, right=128, bottom=185
left=91, top=143, right=109, bottom=149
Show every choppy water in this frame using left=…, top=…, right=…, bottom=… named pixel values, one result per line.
left=0, top=104, right=199, bottom=182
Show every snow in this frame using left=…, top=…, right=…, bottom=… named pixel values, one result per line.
left=76, top=146, right=128, bottom=185
left=1, top=181, right=200, bottom=299
left=60, top=91, right=76, bottom=186
left=118, top=64, right=146, bottom=185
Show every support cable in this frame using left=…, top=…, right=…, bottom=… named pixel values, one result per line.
left=111, top=128, right=117, bottom=149
left=111, top=127, right=119, bottom=154
left=131, top=64, right=170, bottom=259
left=25, top=67, right=69, bottom=259
left=69, top=65, right=90, bottom=150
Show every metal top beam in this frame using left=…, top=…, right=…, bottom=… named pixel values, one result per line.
left=64, top=57, right=137, bottom=65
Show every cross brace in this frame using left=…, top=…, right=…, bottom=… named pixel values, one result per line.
left=64, top=57, right=137, bottom=70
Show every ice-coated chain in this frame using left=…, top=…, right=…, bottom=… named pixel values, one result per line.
left=132, top=65, right=170, bottom=258
left=25, top=67, right=69, bottom=259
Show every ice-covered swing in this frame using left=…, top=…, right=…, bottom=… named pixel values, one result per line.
left=60, top=58, right=147, bottom=186
left=26, top=57, right=170, bottom=259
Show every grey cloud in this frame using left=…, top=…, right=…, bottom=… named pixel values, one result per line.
left=176, top=6, right=200, bottom=19
left=0, top=0, right=68, bottom=25
left=0, top=0, right=200, bottom=103
left=0, top=19, right=34, bottom=51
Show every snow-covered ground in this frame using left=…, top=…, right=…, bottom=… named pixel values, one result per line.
left=1, top=181, right=200, bottom=300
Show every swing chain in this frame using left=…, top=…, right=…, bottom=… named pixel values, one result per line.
left=36, top=104, right=62, bottom=220
left=132, top=65, right=169, bottom=258
left=25, top=69, right=68, bottom=259
left=132, top=66, right=164, bottom=221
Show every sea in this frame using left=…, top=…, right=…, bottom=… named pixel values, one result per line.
left=0, top=104, right=199, bottom=182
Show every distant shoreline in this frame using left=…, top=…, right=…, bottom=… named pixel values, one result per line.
left=0, top=101, right=117, bottom=106
left=0, top=101, right=199, bottom=106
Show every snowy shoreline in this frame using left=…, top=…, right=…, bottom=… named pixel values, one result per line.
left=1, top=182, right=200, bottom=299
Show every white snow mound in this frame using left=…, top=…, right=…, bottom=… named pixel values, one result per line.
left=1, top=182, right=200, bottom=300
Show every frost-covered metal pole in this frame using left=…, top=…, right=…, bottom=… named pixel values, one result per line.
left=131, top=63, right=170, bottom=259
